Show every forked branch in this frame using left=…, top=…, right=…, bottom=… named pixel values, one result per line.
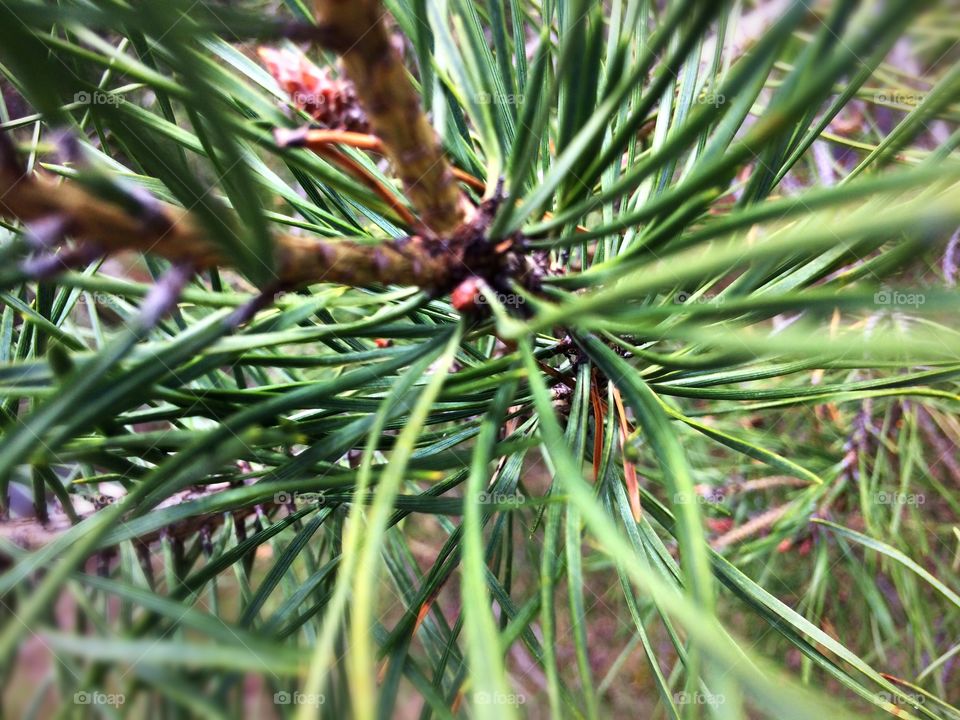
left=0, top=0, right=505, bottom=297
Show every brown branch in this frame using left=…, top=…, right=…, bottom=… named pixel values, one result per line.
left=0, top=483, right=270, bottom=553
left=0, top=4, right=533, bottom=299
left=312, top=0, right=475, bottom=234
left=275, top=127, right=384, bottom=152
left=710, top=503, right=793, bottom=551
left=0, top=136, right=478, bottom=291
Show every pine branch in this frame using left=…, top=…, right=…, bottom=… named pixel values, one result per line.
left=0, top=483, right=269, bottom=553
left=0, top=134, right=489, bottom=292
left=311, top=0, right=475, bottom=234
left=0, top=2, right=503, bottom=295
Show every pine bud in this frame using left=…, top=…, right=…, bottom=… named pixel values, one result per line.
left=258, top=46, right=369, bottom=133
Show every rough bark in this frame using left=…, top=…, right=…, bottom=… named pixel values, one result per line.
left=312, top=0, right=475, bottom=234
left=0, top=134, right=466, bottom=291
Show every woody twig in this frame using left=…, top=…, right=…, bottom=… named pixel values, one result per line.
left=0, top=0, right=539, bottom=307
left=310, top=0, right=475, bottom=235
left=1, top=136, right=477, bottom=289
left=0, top=483, right=272, bottom=554
left=0, top=133, right=527, bottom=298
